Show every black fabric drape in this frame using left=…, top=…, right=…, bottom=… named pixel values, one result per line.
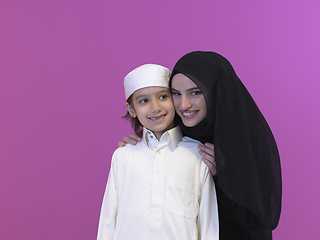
left=169, top=51, right=282, bottom=239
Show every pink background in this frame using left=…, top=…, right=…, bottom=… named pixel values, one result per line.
left=1, top=0, right=319, bottom=239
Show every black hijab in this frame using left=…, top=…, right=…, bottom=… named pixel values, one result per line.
left=169, top=51, right=282, bottom=229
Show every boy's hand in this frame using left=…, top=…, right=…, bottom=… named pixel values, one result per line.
left=118, top=133, right=142, bottom=147
left=198, top=143, right=217, bottom=176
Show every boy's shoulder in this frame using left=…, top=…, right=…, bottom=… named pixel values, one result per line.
left=175, top=136, right=209, bottom=174
left=174, top=136, right=203, bottom=159
left=112, top=141, right=146, bottom=157
left=179, top=136, right=203, bottom=147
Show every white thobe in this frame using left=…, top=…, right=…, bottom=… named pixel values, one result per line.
left=97, top=126, right=219, bottom=240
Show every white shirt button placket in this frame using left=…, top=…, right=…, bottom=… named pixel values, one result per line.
left=149, top=142, right=167, bottom=231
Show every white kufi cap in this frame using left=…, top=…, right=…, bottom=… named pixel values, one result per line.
left=124, top=64, right=171, bottom=100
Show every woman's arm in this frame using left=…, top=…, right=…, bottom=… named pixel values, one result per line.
left=198, top=143, right=217, bottom=176
left=118, top=133, right=142, bottom=147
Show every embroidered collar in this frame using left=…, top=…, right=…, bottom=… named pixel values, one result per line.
left=142, top=126, right=182, bottom=151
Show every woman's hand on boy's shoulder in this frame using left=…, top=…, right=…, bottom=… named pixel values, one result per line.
left=118, top=133, right=142, bottom=147
left=198, top=142, right=217, bottom=176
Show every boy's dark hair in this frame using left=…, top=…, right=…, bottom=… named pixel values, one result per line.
left=122, top=95, right=143, bottom=138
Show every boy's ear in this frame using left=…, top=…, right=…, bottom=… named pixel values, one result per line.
left=126, top=102, right=136, bottom=118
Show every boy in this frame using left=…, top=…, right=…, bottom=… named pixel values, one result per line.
left=97, top=64, right=219, bottom=240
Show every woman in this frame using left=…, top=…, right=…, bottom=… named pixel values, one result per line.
left=120, top=51, right=282, bottom=239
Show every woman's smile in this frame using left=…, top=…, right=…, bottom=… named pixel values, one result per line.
left=180, top=110, right=199, bottom=118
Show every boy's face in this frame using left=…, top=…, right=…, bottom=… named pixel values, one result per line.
left=126, top=87, right=175, bottom=139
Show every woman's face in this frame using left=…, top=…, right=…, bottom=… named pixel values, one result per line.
left=171, top=73, right=207, bottom=127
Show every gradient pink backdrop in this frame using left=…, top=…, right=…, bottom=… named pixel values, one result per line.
left=1, top=0, right=319, bottom=239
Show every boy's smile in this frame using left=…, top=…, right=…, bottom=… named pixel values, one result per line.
left=127, top=87, right=175, bottom=140
left=149, top=114, right=166, bottom=121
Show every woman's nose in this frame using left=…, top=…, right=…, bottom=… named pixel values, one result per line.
left=180, top=95, right=192, bottom=109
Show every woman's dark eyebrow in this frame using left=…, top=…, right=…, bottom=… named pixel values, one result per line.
left=186, top=87, right=200, bottom=91
left=171, top=87, right=200, bottom=92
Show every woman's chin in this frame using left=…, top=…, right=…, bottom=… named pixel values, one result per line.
left=181, top=118, right=198, bottom=127
left=178, top=111, right=206, bottom=128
